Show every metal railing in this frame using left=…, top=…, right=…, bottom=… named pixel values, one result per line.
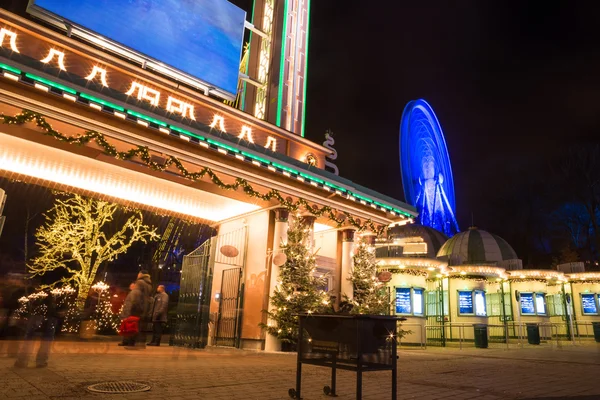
left=396, top=320, right=599, bottom=350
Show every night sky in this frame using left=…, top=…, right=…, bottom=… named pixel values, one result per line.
left=299, top=1, right=600, bottom=245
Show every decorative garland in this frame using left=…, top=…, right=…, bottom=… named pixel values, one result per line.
left=509, top=278, right=560, bottom=284
left=386, top=268, right=428, bottom=277
left=1, top=110, right=385, bottom=234
left=446, top=275, right=489, bottom=282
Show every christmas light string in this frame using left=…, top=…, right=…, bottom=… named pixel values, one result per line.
left=1, top=110, right=386, bottom=235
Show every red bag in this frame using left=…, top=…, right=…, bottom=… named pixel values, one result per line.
left=119, top=316, right=140, bottom=337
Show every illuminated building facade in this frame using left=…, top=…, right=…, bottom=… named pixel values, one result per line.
left=377, top=226, right=600, bottom=346
left=0, top=3, right=416, bottom=351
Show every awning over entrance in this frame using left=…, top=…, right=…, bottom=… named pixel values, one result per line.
left=0, top=132, right=260, bottom=222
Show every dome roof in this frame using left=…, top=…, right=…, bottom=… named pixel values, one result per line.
left=387, top=224, right=448, bottom=259
left=437, top=227, right=518, bottom=266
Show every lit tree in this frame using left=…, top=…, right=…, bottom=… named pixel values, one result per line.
left=29, top=195, right=159, bottom=311
left=51, top=286, right=79, bottom=333
left=91, top=281, right=118, bottom=334
left=346, top=239, right=390, bottom=315
left=262, top=216, right=330, bottom=345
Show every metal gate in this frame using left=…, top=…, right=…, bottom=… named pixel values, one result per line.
left=170, top=239, right=214, bottom=349
left=215, top=267, right=243, bottom=347
left=425, top=280, right=447, bottom=346
left=212, top=227, right=247, bottom=347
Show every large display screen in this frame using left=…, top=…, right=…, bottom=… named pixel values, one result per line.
left=581, top=294, right=598, bottom=315
left=520, top=293, right=535, bottom=315
left=31, top=0, right=245, bottom=96
left=395, top=288, right=412, bottom=314
left=458, top=291, right=473, bottom=314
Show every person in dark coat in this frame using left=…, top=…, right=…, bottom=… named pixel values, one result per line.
left=118, top=282, right=136, bottom=346
left=119, top=271, right=152, bottom=348
left=147, top=285, right=169, bottom=346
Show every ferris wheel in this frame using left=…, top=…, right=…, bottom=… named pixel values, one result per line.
left=399, top=99, right=459, bottom=236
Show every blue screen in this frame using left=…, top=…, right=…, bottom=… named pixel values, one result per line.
left=458, top=291, right=473, bottom=314
left=33, top=0, right=245, bottom=96
left=520, top=293, right=535, bottom=315
left=395, top=288, right=411, bottom=314
left=581, top=294, right=598, bottom=315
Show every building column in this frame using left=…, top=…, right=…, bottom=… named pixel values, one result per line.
left=362, top=231, right=377, bottom=246
left=340, top=228, right=356, bottom=301
left=265, top=208, right=289, bottom=352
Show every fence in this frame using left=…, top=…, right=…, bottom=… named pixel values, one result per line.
left=397, top=321, right=598, bottom=349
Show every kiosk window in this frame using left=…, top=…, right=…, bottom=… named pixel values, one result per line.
left=581, top=293, right=598, bottom=315
left=535, top=293, right=546, bottom=315
left=520, top=292, right=547, bottom=315
left=413, top=288, right=424, bottom=316
left=475, top=290, right=487, bottom=316
left=395, top=287, right=425, bottom=316
left=458, top=290, right=486, bottom=316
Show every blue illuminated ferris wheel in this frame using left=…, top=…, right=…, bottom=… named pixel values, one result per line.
left=400, top=99, right=459, bottom=237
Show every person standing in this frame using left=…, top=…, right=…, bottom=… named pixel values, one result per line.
left=118, top=282, right=136, bottom=347
left=147, top=285, right=169, bottom=346
left=119, top=271, right=152, bottom=348
left=14, top=289, right=65, bottom=368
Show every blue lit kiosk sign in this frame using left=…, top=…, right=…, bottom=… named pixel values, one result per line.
left=581, top=294, right=598, bottom=315
left=520, top=293, right=536, bottom=315
left=395, top=288, right=412, bottom=314
left=458, top=291, right=474, bottom=314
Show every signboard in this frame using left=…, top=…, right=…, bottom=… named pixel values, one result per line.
left=581, top=294, right=598, bottom=315
left=520, top=293, right=535, bottom=315
left=458, top=291, right=473, bottom=314
left=413, top=288, right=424, bottom=316
left=535, top=293, right=546, bottom=315
left=474, top=290, right=486, bottom=316
left=395, top=288, right=411, bottom=314
left=29, top=0, right=245, bottom=97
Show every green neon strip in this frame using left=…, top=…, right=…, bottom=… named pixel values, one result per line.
left=0, top=62, right=21, bottom=75
left=206, top=139, right=240, bottom=153
left=271, top=162, right=298, bottom=175
left=324, top=181, right=346, bottom=191
left=25, top=73, right=77, bottom=94
left=79, top=93, right=125, bottom=112
left=276, top=0, right=289, bottom=127
left=354, top=193, right=373, bottom=204
left=241, top=151, right=270, bottom=165
left=299, top=172, right=324, bottom=184
left=169, top=125, right=205, bottom=141
left=300, top=0, right=311, bottom=138
left=126, top=110, right=167, bottom=127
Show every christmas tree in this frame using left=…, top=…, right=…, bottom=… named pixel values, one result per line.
left=50, top=286, right=80, bottom=333
left=346, top=238, right=390, bottom=314
left=92, top=282, right=119, bottom=334
left=262, top=216, right=330, bottom=344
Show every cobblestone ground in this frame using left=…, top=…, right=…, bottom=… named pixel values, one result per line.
left=0, top=339, right=599, bottom=400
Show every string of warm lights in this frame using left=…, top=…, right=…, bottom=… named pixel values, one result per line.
left=388, top=268, right=429, bottom=277
left=0, top=110, right=386, bottom=235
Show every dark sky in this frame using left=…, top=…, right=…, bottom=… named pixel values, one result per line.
left=301, top=1, right=600, bottom=236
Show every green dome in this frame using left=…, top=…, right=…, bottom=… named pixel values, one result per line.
left=437, top=227, right=517, bottom=266
left=387, top=224, right=448, bottom=259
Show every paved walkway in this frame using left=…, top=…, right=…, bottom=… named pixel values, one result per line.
left=1, top=339, right=599, bottom=399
